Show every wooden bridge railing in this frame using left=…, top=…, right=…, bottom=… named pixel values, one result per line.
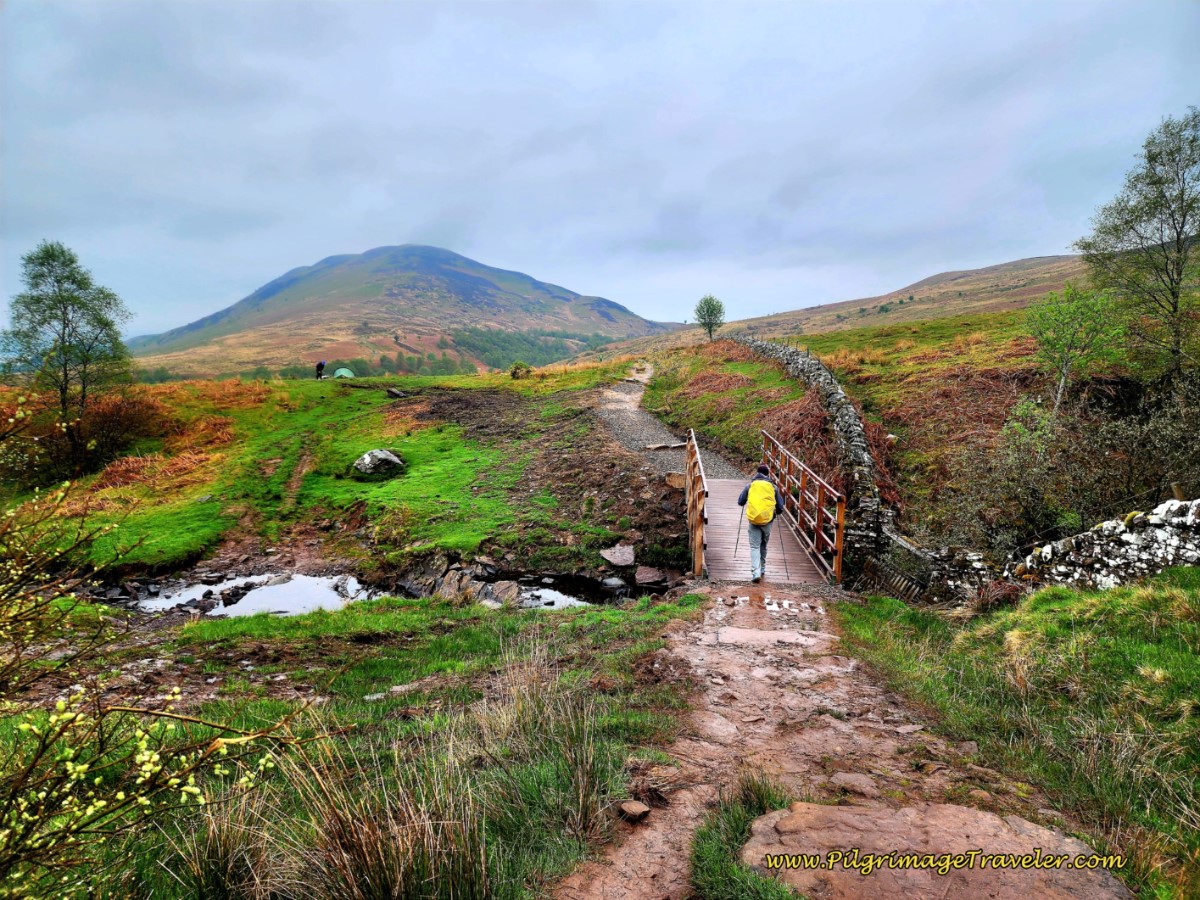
left=685, top=429, right=708, bottom=576
left=761, top=430, right=846, bottom=582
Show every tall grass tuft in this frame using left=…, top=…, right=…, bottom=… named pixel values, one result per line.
left=163, top=789, right=287, bottom=900
left=146, top=640, right=626, bottom=899
left=690, top=772, right=795, bottom=900
left=289, top=744, right=488, bottom=900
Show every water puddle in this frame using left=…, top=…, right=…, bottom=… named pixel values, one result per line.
left=138, top=574, right=371, bottom=617
left=511, top=574, right=631, bottom=610
left=518, top=586, right=593, bottom=609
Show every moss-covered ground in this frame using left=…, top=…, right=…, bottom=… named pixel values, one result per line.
left=63, top=359, right=663, bottom=575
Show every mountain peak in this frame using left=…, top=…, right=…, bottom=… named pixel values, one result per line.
left=129, top=246, right=675, bottom=376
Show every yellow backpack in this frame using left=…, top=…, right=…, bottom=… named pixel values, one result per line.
left=745, top=480, right=776, bottom=525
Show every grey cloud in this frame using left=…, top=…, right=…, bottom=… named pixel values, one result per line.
left=3, top=0, right=1198, bottom=333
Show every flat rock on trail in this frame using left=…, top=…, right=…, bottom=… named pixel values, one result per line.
left=554, top=583, right=1131, bottom=900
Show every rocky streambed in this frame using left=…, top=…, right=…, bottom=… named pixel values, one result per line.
left=86, top=552, right=685, bottom=620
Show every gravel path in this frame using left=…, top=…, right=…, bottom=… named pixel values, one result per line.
left=593, top=366, right=745, bottom=480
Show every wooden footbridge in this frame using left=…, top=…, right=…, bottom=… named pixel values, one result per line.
left=685, top=430, right=846, bottom=585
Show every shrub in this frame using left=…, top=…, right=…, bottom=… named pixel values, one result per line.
left=0, top=393, right=173, bottom=486
left=0, top=490, right=302, bottom=897
left=509, top=360, right=533, bottom=380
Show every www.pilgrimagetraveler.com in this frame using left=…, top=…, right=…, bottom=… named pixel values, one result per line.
left=762, top=848, right=1126, bottom=876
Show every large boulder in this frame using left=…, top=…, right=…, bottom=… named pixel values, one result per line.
left=351, top=449, right=406, bottom=480
left=739, top=801, right=1131, bottom=899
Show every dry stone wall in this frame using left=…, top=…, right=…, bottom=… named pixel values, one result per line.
left=735, top=336, right=1199, bottom=597
left=734, top=336, right=898, bottom=576
left=734, top=337, right=879, bottom=502
left=1012, top=499, right=1200, bottom=590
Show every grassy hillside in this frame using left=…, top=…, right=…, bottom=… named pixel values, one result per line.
left=836, top=568, right=1200, bottom=896
left=646, top=315, right=1037, bottom=520
left=131, top=245, right=676, bottom=377
left=590, top=253, right=1086, bottom=361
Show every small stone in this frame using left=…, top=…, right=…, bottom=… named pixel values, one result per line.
left=958, top=740, right=979, bottom=755
left=600, top=544, right=636, bottom=567
left=895, top=724, right=925, bottom=734
left=618, top=800, right=651, bottom=822
left=967, top=789, right=992, bottom=802
left=635, top=565, right=666, bottom=585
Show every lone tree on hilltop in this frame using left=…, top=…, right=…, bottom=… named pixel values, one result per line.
left=694, top=294, right=725, bottom=340
left=1076, top=106, right=1200, bottom=382
left=1026, top=283, right=1123, bottom=418
left=2, top=241, right=132, bottom=467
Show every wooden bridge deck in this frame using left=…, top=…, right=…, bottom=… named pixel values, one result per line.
left=703, top=479, right=823, bottom=584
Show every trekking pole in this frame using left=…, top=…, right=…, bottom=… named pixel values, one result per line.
left=781, top=528, right=790, bottom=582
left=734, top=509, right=742, bottom=559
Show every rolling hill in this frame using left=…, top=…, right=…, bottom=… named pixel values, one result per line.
left=595, top=254, right=1088, bottom=356
left=131, top=245, right=676, bottom=376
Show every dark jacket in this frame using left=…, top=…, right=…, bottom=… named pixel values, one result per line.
left=737, top=474, right=785, bottom=520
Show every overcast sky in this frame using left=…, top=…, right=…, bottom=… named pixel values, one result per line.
left=2, top=1, right=1197, bottom=335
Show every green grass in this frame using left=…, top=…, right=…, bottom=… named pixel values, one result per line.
left=834, top=568, right=1200, bottom=897
left=71, top=359, right=634, bottom=572
left=644, top=345, right=808, bottom=462
left=691, top=773, right=798, bottom=899
left=79, top=592, right=708, bottom=897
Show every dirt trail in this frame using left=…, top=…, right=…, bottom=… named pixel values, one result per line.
left=556, top=585, right=1130, bottom=899
left=561, top=371, right=1130, bottom=899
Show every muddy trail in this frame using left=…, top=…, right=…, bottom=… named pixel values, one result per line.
left=559, top=365, right=1130, bottom=899
left=555, top=583, right=1131, bottom=899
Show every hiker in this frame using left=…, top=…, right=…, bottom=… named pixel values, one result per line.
left=737, top=464, right=785, bottom=584
left=315, top=360, right=326, bottom=380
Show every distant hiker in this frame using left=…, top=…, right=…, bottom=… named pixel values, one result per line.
left=738, top=464, right=785, bottom=584
left=315, top=360, right=326, bottom=380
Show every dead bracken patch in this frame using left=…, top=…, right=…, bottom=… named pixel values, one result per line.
left=93, top=450, right=216, bottom=491
left=382, top=398, right=434, bottom=435
left=164, top=415, right=233, bottom=452
left=888, top=365, right=1042, bottom=446
left=699, top=338, right=757, bottom=362
left=150, top=378, right=273, bottom=410
left=680, top=371, right=753, bottom=399
left=759, top=393, right=844, bottom=491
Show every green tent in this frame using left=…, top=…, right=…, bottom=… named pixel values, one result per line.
left=332, top=367, right=356, bottom=378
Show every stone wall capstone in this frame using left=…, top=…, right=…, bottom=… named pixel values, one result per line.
left=1010, top=499, right=1200, bottom=590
